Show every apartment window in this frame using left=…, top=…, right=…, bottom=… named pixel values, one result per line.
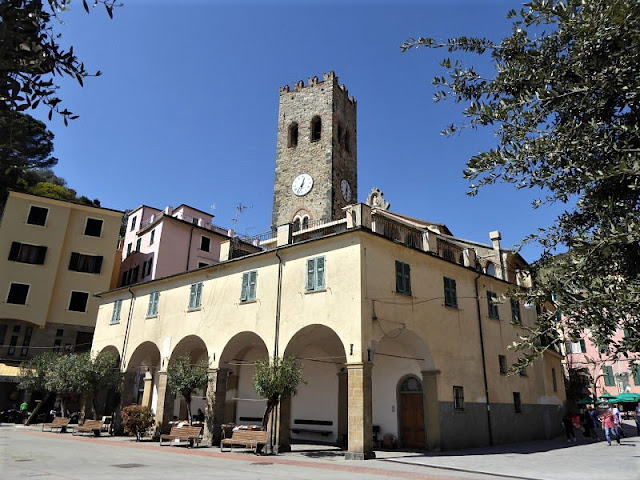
left=633, top=365, right=640, bottom=386
left=130, top=216, right=137, bottom=231
left=499, top=355, right=508, bottom=375
left=0, top=325, right=6, bottom=347
left=566, top=340, right=587, bottom=354
left=149, top=229, right=155, bottom=245
left=136, top=238, right=142, bottom=252
left=310, top=115, right=322, bottom=142
left=511, top=299, right=521, bottom=324
left=7, top=283, right=29, bottom=305
left=130, top=265, right=139, bottom=284
left=8, top=242, right=47, bottom=264
left=192, top=217, right=199, bottom=225
left=552, top=368, right=558, bottom=392
left=443, top=277, right=457, bottom=308
left=200, top=236, right=211, bottom=252
left=198, top=262, right=208, bottom=268
left=56, top=329, right=63, bottom=337
left=599, top=344, right=610, bottom=354
left=453, top=386, right=465, bottom=411
left=395, top=261, right=411, bottom=296
left=27, top=206, right=48, bottom=226
left=188, top=282, right=203, bottom=310
left=306, top=256, right=326, bottom=292
left=20, top=326, right=32, bottom=356
left=53, top=338, right=62, bottom=353
left=142, top=259, right=153, bottom=278
left=8, top=334, right=18, bottom=356
left=68, top=291, right=89, bottom=312
left=519, top=366, right=527, bottom=377
left=240, top=271, right=258, bottom=302
left=147, top=291, right=160, bottom=318
left=127, top=243, right=132, bottom=257
left=84, top=218, right=103, bottom=237
left=603, top=365, right=615, bottom=386
left=487, top=291, right=499, bottom=319
left=513, top=392, right=522, bottom=413
left=111, top=299, right=122, bottom=324
left=69, top=252, right=103, bottom=274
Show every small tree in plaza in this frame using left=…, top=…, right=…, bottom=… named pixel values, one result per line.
left=84, top=351, right=121, bottom=420
left=121, top=405, right=154, bottom=441
left=18, top=352, right=58, bottom=425
left=253, top=355, right=305, bottom=431
left=166, top=355, right=209, bottom=424
left=45, top=353, right=91, bottom=417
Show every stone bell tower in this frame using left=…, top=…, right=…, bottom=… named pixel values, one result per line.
left=272, top=71, right=357, bottom=230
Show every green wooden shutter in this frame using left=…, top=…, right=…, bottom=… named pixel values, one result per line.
left=395, top=261, right=403, bottom=293
left=111, top=300, right=121, bottom=324
left=634, top=366, right=640, bottom=386
left=248, top=271, right=258, bottom=300
left=404, top=263, right=411, bottom=294
left=579, top=339, right=586, bottom=353
left=196, top=283, right=202, bottom=307
left=189, top=284, right=197, bottom=309
left=316, top=257, right=325, bottom=290
left=240, top=272, right=249, bottom=301
left=307, top=259, right=315, bottom=291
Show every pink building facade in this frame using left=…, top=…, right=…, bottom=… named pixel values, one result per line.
left=565, top=330, right=640, bottom=400
left=119, top=204, right=233, bottom=286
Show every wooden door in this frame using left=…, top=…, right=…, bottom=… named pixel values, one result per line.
left=400, top=392, right=425, bottom=449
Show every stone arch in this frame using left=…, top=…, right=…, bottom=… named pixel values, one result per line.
left=282, top=324, right=347, bottom=446
left=123, top=341, right=161, bottom=410
left=94, top=345, right=121, bottom=417
left=167, top=335, right=209, bottom=421
left=372, top=328, right=437, bottom=450
left=218, top=331, right=270, bottom=427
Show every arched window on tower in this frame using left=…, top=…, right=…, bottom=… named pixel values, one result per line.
left=344, top=130, right=351, bottom=153
left=293, top=218, right=301, bottom=232
left=288, top=122, right=298, bottom=147
left=310, top=116, right=321, bottom=142
left=302, top=216, right=309, bottom=229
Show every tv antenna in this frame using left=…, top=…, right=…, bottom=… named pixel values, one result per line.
left=232, top=203, right=253, bottom=228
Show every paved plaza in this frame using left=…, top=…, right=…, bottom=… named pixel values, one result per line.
left=1, top=422, right=639, bottom=480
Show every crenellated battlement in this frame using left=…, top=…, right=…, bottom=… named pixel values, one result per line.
left=279, top=71, right=356, bottom=104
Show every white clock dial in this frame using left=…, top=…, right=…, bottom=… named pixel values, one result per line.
left=292, top=174, right=313, bottom=196
left=340, top=179, right=352, bottom=202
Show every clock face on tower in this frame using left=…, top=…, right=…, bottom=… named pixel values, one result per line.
left=340, top=179, right=352, bottom=202
left=292, top=173, right=313, bottom=196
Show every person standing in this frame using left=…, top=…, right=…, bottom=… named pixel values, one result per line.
left=581, top=408, right=593, bottom=440
left=602, top=409, right=620, bottom=446
left=562, top=413, right=577, bottom=442
left=635, top=404, right=640, bottom=436
left=589, top=407, right=601, bottom=440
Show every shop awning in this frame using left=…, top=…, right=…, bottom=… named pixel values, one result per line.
left=0, top=363, right=22, bottom=383
left=612, top=392, right=640, bottom=403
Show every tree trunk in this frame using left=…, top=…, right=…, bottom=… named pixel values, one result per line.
left=185, top=393, right=192, bottom=425
left=262, top=399, right=276, bottom=431
left=60, top=397, right=67, bottom=418
left=25, top=392, right=49, bottom=426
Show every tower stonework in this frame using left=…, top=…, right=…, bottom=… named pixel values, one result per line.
left=272, top=71, right=357, bottom=229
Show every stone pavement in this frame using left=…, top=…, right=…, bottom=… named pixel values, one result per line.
left=1, top=422, right=639, bottom=480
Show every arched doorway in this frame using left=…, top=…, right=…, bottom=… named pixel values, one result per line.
left=168, top=335, right=209, bottom=421
left=398, top=376, right=425, bottom=449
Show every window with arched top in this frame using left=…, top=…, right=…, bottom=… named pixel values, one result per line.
left=344, top=130, right=351, bottom=153
left=399, top=376, right=422, bottom=393
left=302, top=216, right=309, bottom=229
left=310, top=116, right=321, bottom=142
left=288, top=122, right=298, bottom=147
left=293, top=218, right=301, bottom=232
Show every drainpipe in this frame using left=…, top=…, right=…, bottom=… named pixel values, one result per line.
left=186, top=226, right=195, bottom=270
left=474, top=272, right=493, bottom=446
left=120, top=287, right=136, bottom=371
left=269, top=248, right=284, bottom=454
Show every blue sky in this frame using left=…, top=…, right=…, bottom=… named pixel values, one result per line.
left=37, top=0, right=565, bottom=262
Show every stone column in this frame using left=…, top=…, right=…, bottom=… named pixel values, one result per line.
left=277, top=395, right=292, bottom=452
left=140, top=370, right=153, bottom=408
left=204, top=368, right=228, bottom=446
left=345, top=363, right=375, bottom=460
left=337, top=369, right=348, bottom=448
left=153, top=371, right=174, bottom=434
left=422, top=370, right=441, bottom=451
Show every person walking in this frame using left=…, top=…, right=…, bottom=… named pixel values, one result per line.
left=602, top=408, right=620, bottom=446
left=635, top=404, right=640, bottom=436
left=562, top=413, right=577, bottom=442
left=589, top=407, right=601, bottom=440
left=581, top=408, right=593, bottom=440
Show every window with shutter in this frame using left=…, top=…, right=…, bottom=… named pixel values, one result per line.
left=147, top=291, right=160, bottom=317
left=395, top=261, right=411, bottom=295
left=603, top=366, right=615, bottom=386
left=306, top=257, right=326, bottom=292
left=487, top=291, right=499, bottom=319
left=188, top=282, right=203, bottom=310
left=111, top=300, right=122, bottom=324
left=444, top=277, right=457, bottom=307
left=8, top=242, right=47, bottom=264
left=511, top=299, right=521, bottom=324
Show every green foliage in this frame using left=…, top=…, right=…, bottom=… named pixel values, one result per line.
left=253, top=356, right=304, bottom=429
left=18, top=351, right=58, bottom=393
left=404, top=0, right=640, bottom=363
left=166, top=355, right=209, bottom=423
left=0, top=0, right=120, bottom=123
left=28, top=181, right=77, bottom=201
left=121, top=405, right=154, bottom=441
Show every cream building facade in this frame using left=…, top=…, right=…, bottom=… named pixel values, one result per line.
left=0, top=191, right=123, bottom=409
left=91, top=72, right=565, bottom=459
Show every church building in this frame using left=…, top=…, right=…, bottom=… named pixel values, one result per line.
left=91, top=72, right=565, bottom=459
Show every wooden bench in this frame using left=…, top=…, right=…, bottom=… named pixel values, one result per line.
left=159, top=426, right=203, bottom=447
left=71, top=419, right=103, bottom=436
left=220, top=429, right=269, bottom=453
left=42, top=416, right=71, bottom=433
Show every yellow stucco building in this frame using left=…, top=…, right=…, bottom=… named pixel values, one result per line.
left=91, top=73, right=565, bottom=459
left=0, top=191, right=123, bottom=409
